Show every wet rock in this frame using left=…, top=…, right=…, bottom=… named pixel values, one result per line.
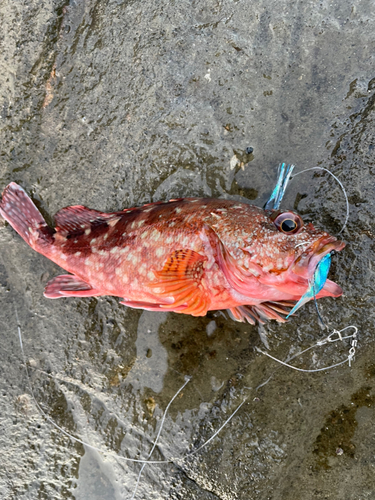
left=1, top=0, right=375, bottom=499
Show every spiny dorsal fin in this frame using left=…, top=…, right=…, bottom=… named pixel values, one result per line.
left=54, top=206, right=120, bottom=234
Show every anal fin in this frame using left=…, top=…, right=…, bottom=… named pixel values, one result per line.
left=44, top=274, right=102, bottom=299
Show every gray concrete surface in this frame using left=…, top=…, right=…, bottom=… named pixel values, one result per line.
left=1, top=0, right=375, bottom=499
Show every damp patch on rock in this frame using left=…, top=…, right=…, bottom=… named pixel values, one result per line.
left=313, top=386, right=375, bottom=470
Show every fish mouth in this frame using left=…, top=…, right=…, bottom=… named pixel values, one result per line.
left=292, top=235, right=346, bottom=280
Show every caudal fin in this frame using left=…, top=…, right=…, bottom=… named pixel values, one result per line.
left=0, top=182, right=54, bottom=249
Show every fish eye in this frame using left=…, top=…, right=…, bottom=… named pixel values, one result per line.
left=272, top=212, right=303, bottom=234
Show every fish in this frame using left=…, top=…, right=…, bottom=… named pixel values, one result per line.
left=0, top=182, right=345, bottom=324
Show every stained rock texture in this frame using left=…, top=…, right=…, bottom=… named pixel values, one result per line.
left=1, top=1, right=375, bottom=499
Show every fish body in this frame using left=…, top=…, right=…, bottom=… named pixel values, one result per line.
left=0, top=183, right=345, bottom=324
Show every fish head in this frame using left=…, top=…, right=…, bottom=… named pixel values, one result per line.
left=242, top=209, right=345, bottom=298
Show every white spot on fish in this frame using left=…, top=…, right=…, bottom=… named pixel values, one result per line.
left=108, top=218, right=119, bottom=227
left=103, top=233, right=108, bottom=240
left=175, top=208, right=182, bottom=214
left=147, top=271, right=155, bottom=280
left=74, top=251, right=81, bottom=256
left=139, top=263, right=147, bottom=275
left=141, top=230, right=149, bottom=240
left=55, top=233, right=67, bottom=242
left=85, top=228, right=91, bottom=236
left=90, top=238, right=97, bottom=245
left=110, top=247, right=119, bottom=254
left=131, top=255, right=139, bottom=265
left=150, top=229, right=160, bottom=241
left=60, top=254, right=68, bottom=260
left=156, top=247, right=165, bottom=258
left=138, top=220, right=145, bottom=227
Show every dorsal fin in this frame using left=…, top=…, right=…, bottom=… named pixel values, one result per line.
left=54, top=206, right=119, bottom=234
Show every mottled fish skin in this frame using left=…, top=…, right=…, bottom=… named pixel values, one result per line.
left=0, top=183, right=345, bottom=324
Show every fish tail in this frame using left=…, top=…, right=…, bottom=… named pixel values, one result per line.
left=0, top=182, right=54, bottom=250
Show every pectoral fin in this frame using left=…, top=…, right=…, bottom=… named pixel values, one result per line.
left=145, top=249, right=210, bottom=316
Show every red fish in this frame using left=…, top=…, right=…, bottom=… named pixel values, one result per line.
left=0, top=182, right=345, bottom=324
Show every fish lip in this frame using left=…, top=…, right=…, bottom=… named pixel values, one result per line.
left=293, top=235, right=346, bottom=278
left=309, top=236, right=345, bottom=272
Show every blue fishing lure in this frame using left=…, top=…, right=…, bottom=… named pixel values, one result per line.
left=286, top=253, right=331, bottom=318
left=265, top=163, right=295, bottom=210
left=266, top=163, right=332, bottom=319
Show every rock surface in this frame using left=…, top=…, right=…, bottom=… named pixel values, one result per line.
left=1, top=1, right=375, bottom=499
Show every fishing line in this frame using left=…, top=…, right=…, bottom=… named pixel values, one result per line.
left=285, top=166, right=349, bottom=325
left=290, top=166, right=349, bottom=235
left=312, top=282, right=327, bottom=329
left=14, top=310, right=246, bottom=469
left=10, top=354, right=149, bottom=444
left=130, top=376, right=190, bottom=499
left=255, top=326, right=358, bottom=373
left=178, top=398, right=247, bottom=460
left=14, top=309, right=169, bottom=464
left=313, top=295, right=325, bottom=328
